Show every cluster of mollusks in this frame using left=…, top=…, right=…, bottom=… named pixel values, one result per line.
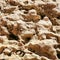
left=0, top=0, right=60, bottom=60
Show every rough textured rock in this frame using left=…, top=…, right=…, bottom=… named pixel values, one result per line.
left=0, top=0, right=60, bottom=60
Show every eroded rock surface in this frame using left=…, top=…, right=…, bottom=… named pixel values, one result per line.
left=0, top=0, right=60, bottom=60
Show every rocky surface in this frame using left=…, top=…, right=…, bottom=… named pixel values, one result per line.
left=0, top=0, right=60, bottom=60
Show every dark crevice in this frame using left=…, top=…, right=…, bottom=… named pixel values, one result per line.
left=57, top=53, right=60, bottom=59
left=25, top=37, right=31, bottom=43
left=53, top=0, right=56, bottom=2
left=24, top=1, right=28, bottom=4
left=56, top=48, right=60, bottom=59
left=4, top=52, right=11, bottom=56
left=8, top=33, right=19, bottom=40
left=22, top=36, right=32, bottom=44
left=8, top=53, right=11, bottom=56
left=41, top=14, right=45, bottom=19
left=57, top=16, right=60, bottom=19
left=57, top=45, right=60, bottom=48
left=16, top=50, right=25, bottom=57
left=24, top=11, right=28, bottom=14
left=31, top=0, right=35, bottom=1
left=0, top=6, right=1, bottom=10
left=1, top=59, right=5, bottom=60
left=54, top=44, right=60, bottom=49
